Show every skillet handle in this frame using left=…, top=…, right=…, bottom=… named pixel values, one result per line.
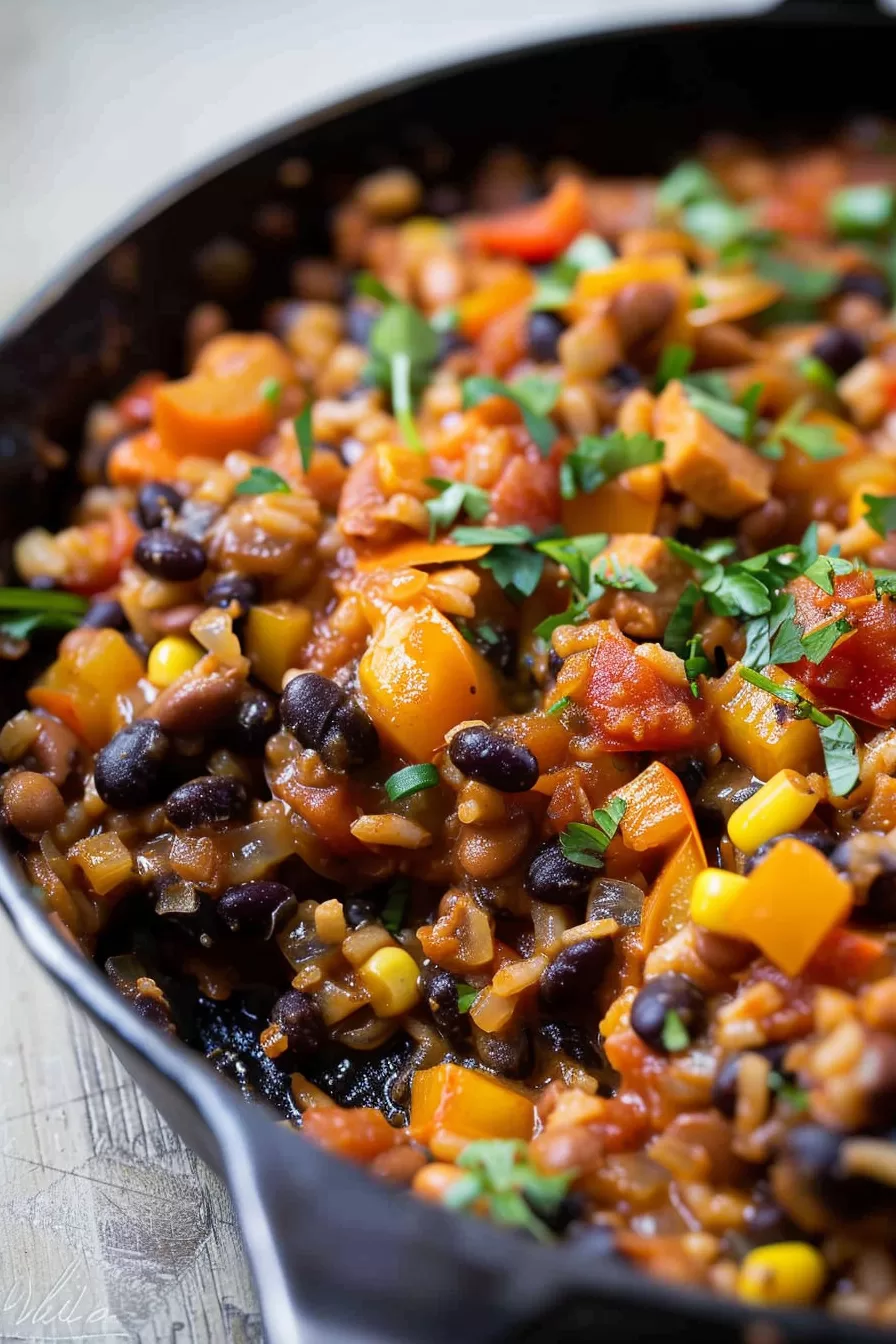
left=772, top=0, right=885, bottom=14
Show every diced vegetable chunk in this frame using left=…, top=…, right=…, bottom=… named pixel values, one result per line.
left=409, top=1062, right=536, bottom=1159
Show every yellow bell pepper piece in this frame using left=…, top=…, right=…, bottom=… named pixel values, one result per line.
left=409, top=1062, right=535, bottom=1161
left=726, top=838, right=852, bottom=976
left=703, top=663, right=823, bottom=781
left=245, top=602, right=312, bottom=690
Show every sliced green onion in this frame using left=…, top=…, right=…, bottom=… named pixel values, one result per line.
left=547, top=696, right=571, bottom=716
left=384, top=763, right=440, bottom=802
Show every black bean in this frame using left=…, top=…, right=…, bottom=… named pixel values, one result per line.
left=343, top=895, right=379, bottom=929
left=630, top=973, right=705, bottom=1054
left=606, top=362, right=643, bottom=393
left=280, top=672, right=379, bottom=772
left=469, top=625, right=517, bottom=677
left=538, top=1019, right=600, bottom=1067
left=529, top=1191, right=587, bottom=1235
left=448, top=725, right=538, bottom=793
left=694, top=760, right=760, bottom=835
left=134, top=529, right=207, bottom=581
left=667, top=756, right=706, bottom=800
left=27, top=575, right=58, bottom=591
left=218, top=880, right=297, bottom=938
left=136, top=481, right=183, bottom=530
left=271, top=989, right=325, bottom=1056
left=94, top=720, right=171, bottom=808
left=205, top=572, right=260, bottom=616
left=423, top=967, right=471, bottom=1052
left=223, top=687, right=278, bottom=756
left=345, top=300, right=379, bottom=348
left=837, top=270, right=891, bottom=307
left=472, top=1021, right=533, bottom=1079
left=526, top=839, right=593, bottom=906
left=165, top=775, right=248, bottom=828
left=526, top=311, right=564, bottom=362
left=126, top=632, right=152, bottom=660
left=547, top=648, right=563, bottom=681
left=810, top=327, right=866, bottom=378
left=438, top=329, right=468, bottom=361
left=782, top=1124, right=894, bottom=1220
left=742, top=1194, right=803, bottom=1248
left=712, top=1044, right=790, bottom=1118
left=540, top=937, right=613, bottom=1012
left=863, top=870, right=896, bottom=925
left=81, top=598, right=127, bottom=631
left=746, top=829, right=836, bottom=873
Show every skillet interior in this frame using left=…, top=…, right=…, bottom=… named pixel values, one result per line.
left=2, top=3, right=896, bottom=1341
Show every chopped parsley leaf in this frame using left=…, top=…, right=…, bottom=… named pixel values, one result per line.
left=863, top=493, right=896, bottom=538
left=425, top=478, right=490, bottom=538
left=456, top=983, right=478, bottom=1013
left=656, top=343, right=694, bottom=390
left=234, top=466, right=291, bottom=496
left=444, top=1139, right=575, bottom=1242
left=381, top=878, right=411, bottom=935
left=294, top=405, right=314, bottom=473
left=559, top=797, right=626, bottom=870
left=531, top=232, right=614, bottom=310
left=559, top=430, right=664, bottom=501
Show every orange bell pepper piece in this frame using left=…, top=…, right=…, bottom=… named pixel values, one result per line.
left=153, top=332, right=295, bottom=459
left=726, top=838, right=852, bottom=977
left=457, top=270, right=535, bottom=340
left=358, top=602, right=497, bottom=761
left=462, top=176, right=589, bottom=262
left=561, top=464, right=663, bottom=537
left=107, top=431, right=180, bottom=487
left=612, top=761, right=703, bottom=855
left=640, top=832, right=705, bottom=955
left=409, top=1062, right=535, bottom=1160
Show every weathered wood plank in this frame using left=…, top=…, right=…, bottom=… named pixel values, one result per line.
left=0, top=917, right=262, bottom=1343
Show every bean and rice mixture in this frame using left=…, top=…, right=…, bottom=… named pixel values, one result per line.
left=9, top=126, right=896, bottom=1320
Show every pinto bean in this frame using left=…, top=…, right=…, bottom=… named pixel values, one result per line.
left=149, top=667, right=245, bottom=735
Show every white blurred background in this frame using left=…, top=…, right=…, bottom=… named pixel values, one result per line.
left=0, top=0, right=772, bottom=322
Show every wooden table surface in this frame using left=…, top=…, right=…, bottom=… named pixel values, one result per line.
left=0, top=918, right=263, bottom=1343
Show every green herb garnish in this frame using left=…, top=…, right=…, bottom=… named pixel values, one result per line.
left=531, top=232, right=614, bottom=310
left=661, top=1009, right=690, bottom=1053
left=547, top=696, right=571, bottom=716
left=354, top=271, right=398, bottom=304
left=384, top=763, right=440, bottom=803
left=295, top=405, right=314, bottom=474
left=443, top=1139, right=576, bottom=1243
left=451, top=524, right=544, bottom=603
left=862, top=493, right=896, bottom=538
left=829, top=184, right=896, bottom=239
left=381, top=878, right=411, bottom=934
left=456, top=983, right=478, bottom=1013
left=259, top=376, right=283, bottom=409
left=657, top=160, right=724, bottom=213
left=234, top=466, right=291, bottom=496
left=0, top=586, right=89, bottom=640
left=425, top=478, right=490, bottom=538
left=762, top=397, right=845, bottom=462
left=369, top=301, right=440, bottom=451
left=559, top=430, right=664, bottom=500
left=559, top=797, right=626, bottom=870
left=656, top=343, right=694, bottom=390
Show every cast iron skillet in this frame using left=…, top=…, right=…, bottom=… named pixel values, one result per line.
left=2, top=1, right=895, bottom=1340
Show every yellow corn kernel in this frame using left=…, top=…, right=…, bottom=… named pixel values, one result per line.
left=359, top=946, right=421, bottom=1017
left=147, top=635, right=203, bottom=688
left=727, top=768, right=818, bottom=855
left=736, top=1242, right=826, bottom=1307
left=689, top=868, right=750, bottom=934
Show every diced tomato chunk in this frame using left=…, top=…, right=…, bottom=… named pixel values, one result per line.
left=784, top=571, right=896, bottom=725
left=462, top=176, right=589, bottom=263
left=489, top=448, right=561, bottom=532
left=576, top=622, right=709, bottom=752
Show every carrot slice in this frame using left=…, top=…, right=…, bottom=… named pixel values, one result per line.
left=354, top=539, right=491, bottom=571
left=153, top=332, right=295, bottom=459
left=107, top=431, right=180, bottom=487
left=457, top=270, right=534, bottom=340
